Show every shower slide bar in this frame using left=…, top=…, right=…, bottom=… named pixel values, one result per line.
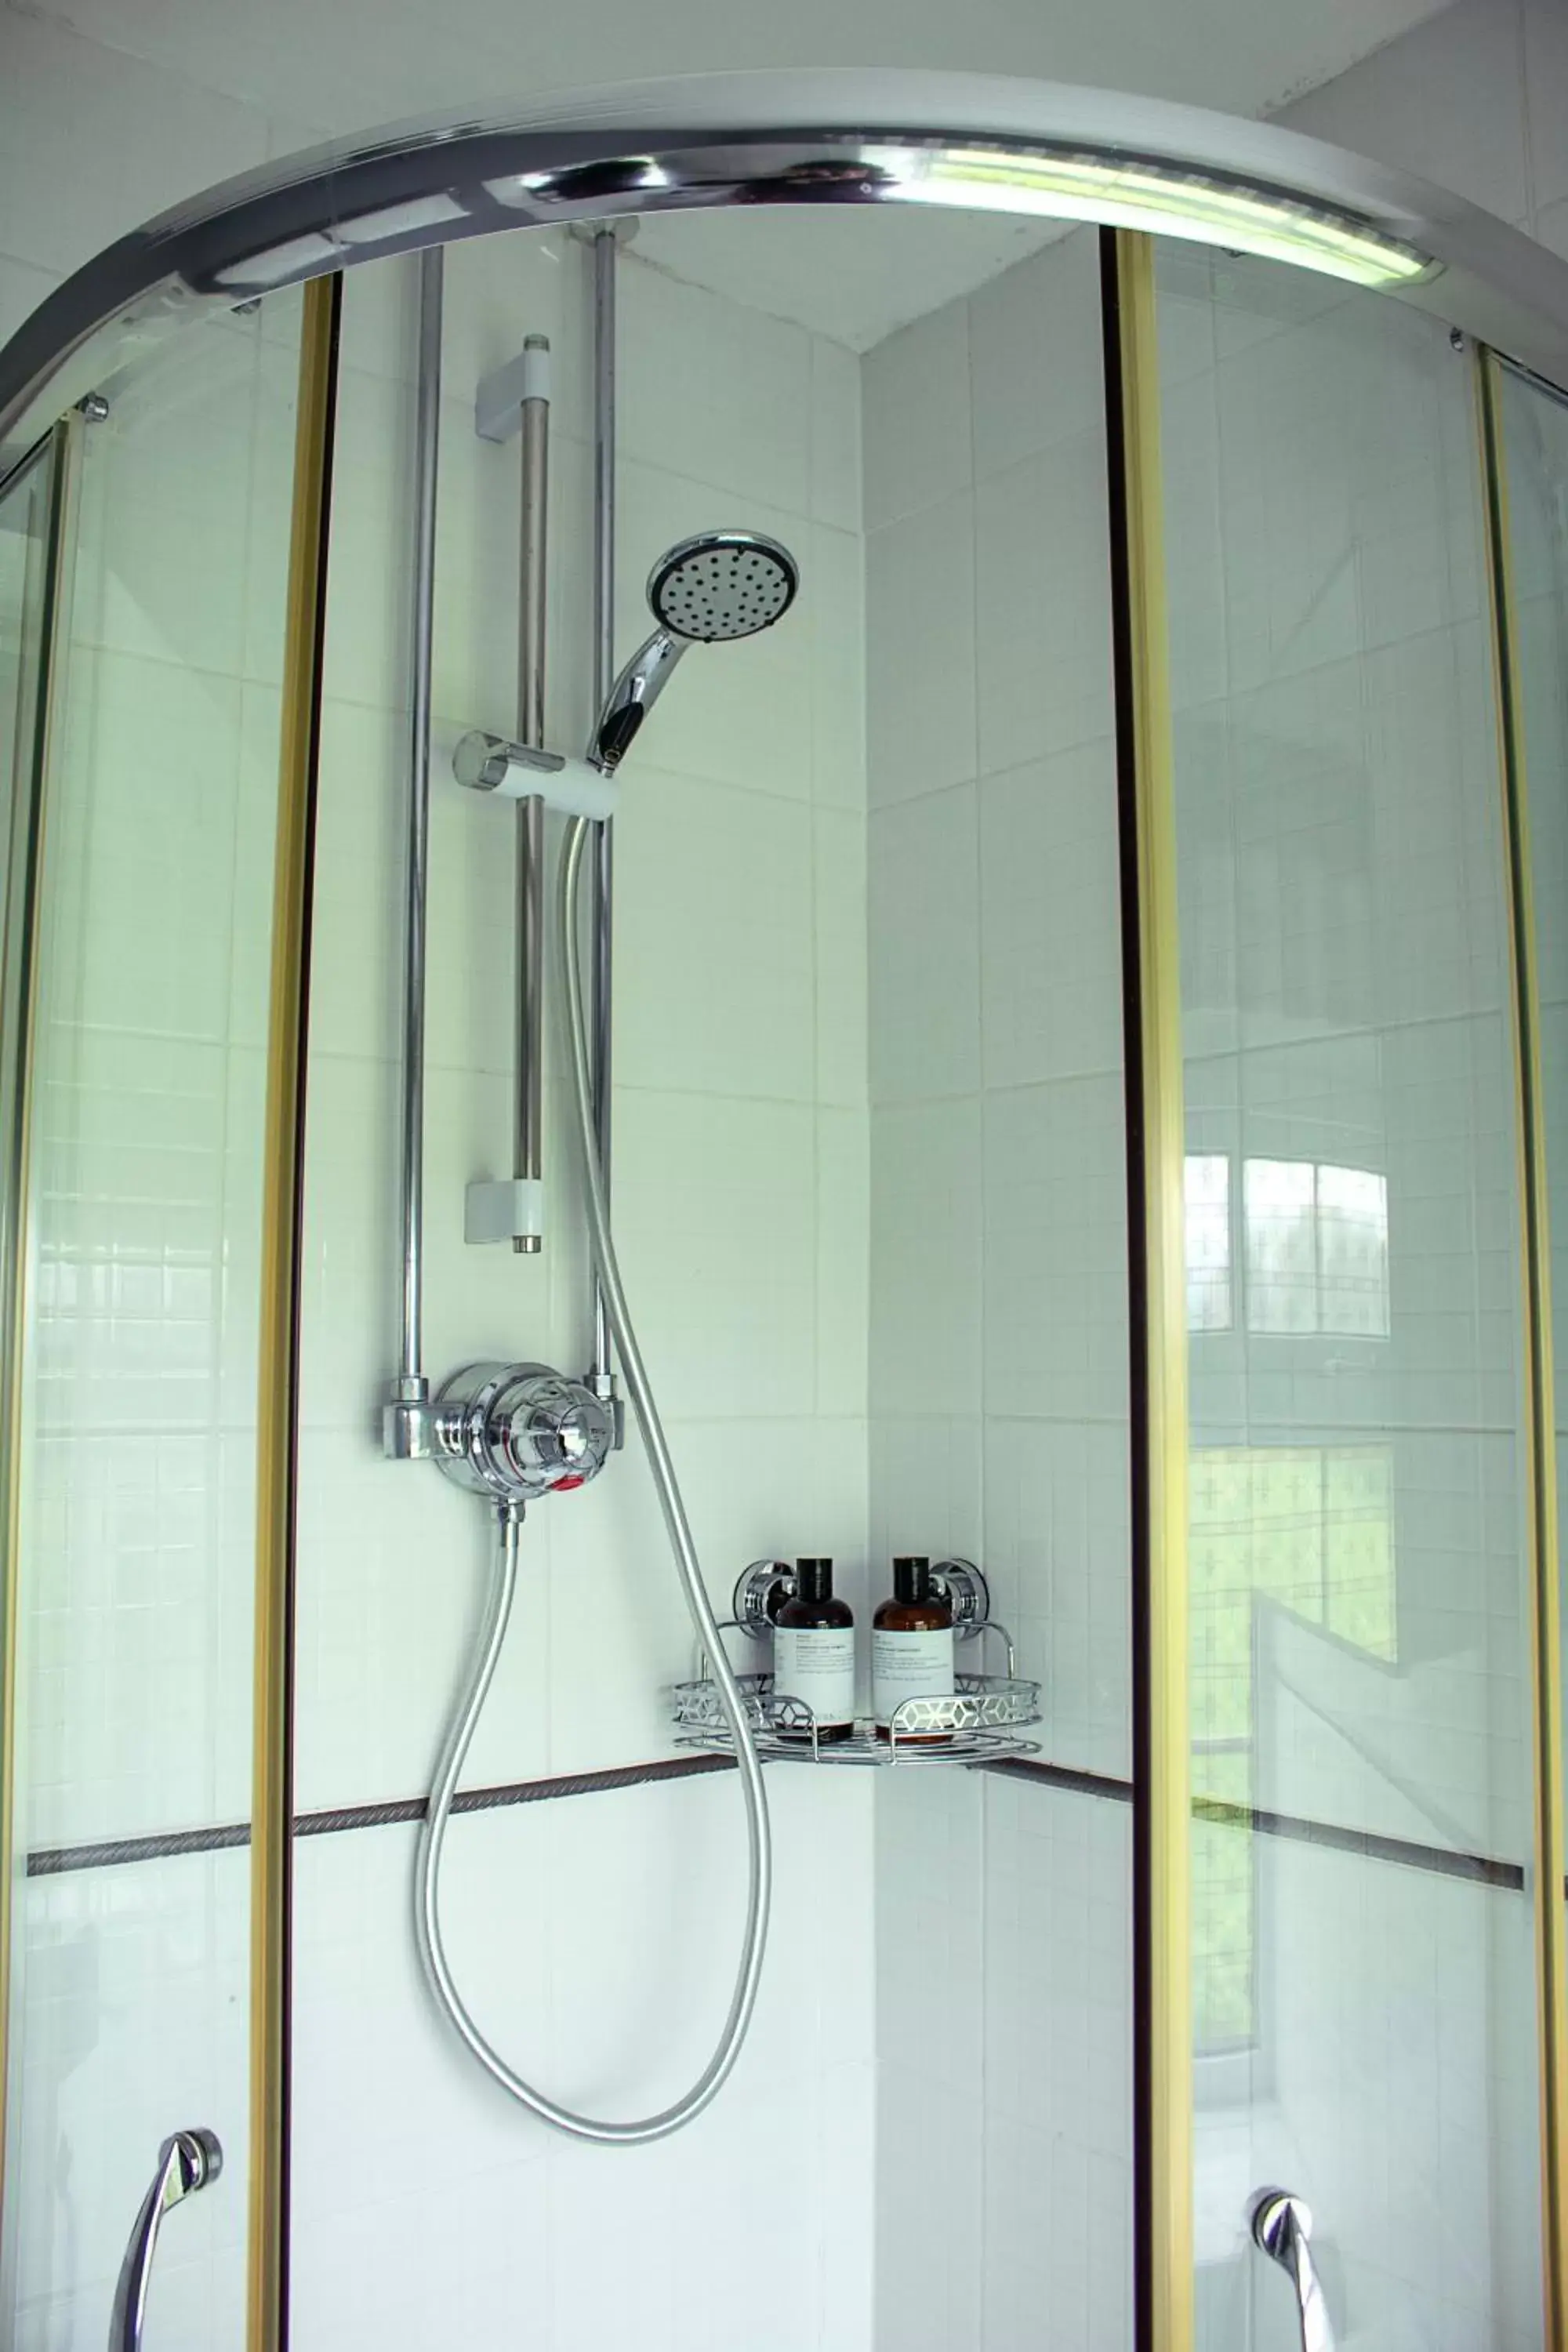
left=469, top=328, right=551, bottom=1255
left=109, top=2128, right=222, bottom=2352
left=1250, top=2188, right=1335, bottom=2352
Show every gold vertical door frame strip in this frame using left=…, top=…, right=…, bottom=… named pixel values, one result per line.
left=249, top=276, right=339, bottom=2352
left=0, top=415, right=80, bottom=2243
left=1475, top=345, right=1568, bottom=2351
left=1104, top=227, right=1193, bottom=2352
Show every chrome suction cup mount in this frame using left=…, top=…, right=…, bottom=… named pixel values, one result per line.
left=928, top=1556, right=989, bottom=1635
left=732, top=1559, right=797, bottom=1636
left=433, top=1360, right=615, bottom=1508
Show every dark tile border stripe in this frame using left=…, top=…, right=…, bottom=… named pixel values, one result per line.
left=24, top=1748, right=1534, bottom=1898
left=980, top=1757, right=1135, bottom=1804
left=25, top=1753, right=735, bottom=1877
left=1189, top=1794, right=1526, bottom=1891
left=982, top=1761, right=1526, bottom=1889
left=28, top=1820, right=256, bottom=1875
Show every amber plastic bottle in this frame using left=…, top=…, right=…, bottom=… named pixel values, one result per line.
left=773, top=1558, right=855, bottom=1744
left=872, top=1555, right=955, bottom=1744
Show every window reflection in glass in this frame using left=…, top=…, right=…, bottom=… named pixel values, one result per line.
left=1186, top=1154, right=1390, bottom=1339
left=1185, top=1152, right=1232, bottom=1332
left=1191, top=1443, right=1396, bottom=2049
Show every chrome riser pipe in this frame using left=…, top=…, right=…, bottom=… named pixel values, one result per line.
left=589, top=226, right=616, bottom=1392
left=384, top=246, right=443, bottom=1459
left=514, top=335, right=548, bottom=1254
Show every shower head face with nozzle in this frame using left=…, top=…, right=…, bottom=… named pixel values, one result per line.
left=648, top=530, right=799, bottom=644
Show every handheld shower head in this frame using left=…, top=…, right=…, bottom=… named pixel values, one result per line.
left=590, top=528, right=799, bottom=773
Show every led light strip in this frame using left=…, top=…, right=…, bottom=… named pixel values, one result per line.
left=871, top=143, right=1435, bottom=289
left=226, top=135, right=1432, bottom=300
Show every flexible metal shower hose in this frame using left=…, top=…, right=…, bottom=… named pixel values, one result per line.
left=413, top=812, right=773, bottom=2143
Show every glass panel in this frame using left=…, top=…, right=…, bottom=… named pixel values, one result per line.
left=1496, top=358, right=1568, bottom=1751
left=0, top=440, right=53, bottom=886
left=1, top=298, right=303, bottom=2349
left=1158, top=241, right=1545, bottom=2348
left=0, top=434, right=57, bottom=1342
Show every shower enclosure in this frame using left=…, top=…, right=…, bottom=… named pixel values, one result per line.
left=1, top=68, right=1567, bottom=2352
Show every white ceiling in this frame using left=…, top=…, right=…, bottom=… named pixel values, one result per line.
left=630, top=208, right=1075, bottom=351
left=7, top=0, right=1456, bottom=193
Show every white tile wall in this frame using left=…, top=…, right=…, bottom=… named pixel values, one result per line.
left=982, top=1073, right=1130, bottom=1424
left=868, top=782, right=979, bottom=1103
left=969, top=227, right=1103, bottom=482
left=289, top=1773, right=875, bottom=2352
left=613, top=765, right=817, bottom=1100
left=982, top=1418, right=1131, bottom=1780
left=862, top=300, right=971, bottom=532
left=869, top=1097, right=982, bottom=1420
left=866, top=492, right=977, bottom=806
left=974, top=434, right=1114, bottom=775
left=982, top=1780, right=1132, bottom=2352
left=978, top=740, right=1122, bottom=1090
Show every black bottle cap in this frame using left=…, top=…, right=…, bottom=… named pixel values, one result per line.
left=795, top=1557, right=833, bottom=1602
left=892, top=1555, right=931, bottom=1604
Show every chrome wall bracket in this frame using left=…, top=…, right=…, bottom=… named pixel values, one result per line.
left=475, top=333, right=550, bottom=445
left=568, top=218, right=641, bottom=249
left=383, top=1374, right=437, bottom=1461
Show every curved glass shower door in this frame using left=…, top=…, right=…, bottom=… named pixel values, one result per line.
left=1153, top=243, right=1548, bottom=2348
left=1496, top=347, right=1568, bottom=2352
left=0, top=296, right=303, bottom=2350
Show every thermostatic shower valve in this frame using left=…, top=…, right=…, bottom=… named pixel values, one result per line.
left=432, top=1361, right=615, bottom=1505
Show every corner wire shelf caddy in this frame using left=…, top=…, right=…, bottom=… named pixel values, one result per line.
left=671, top=1558, right=1041, bottom=1768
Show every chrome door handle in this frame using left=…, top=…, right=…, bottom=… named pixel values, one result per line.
left=1250, top=2187, right=1334, bottom=2352
left=110, top=2128, right=222, bottom=2352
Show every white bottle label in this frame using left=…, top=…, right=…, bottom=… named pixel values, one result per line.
left=772, top=1626, right=855, bottom=1730
left=873, top=1628, right=955, bottom=1728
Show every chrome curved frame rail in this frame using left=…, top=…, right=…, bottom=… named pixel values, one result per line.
left=4, top=67, right=1568, bottom=447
